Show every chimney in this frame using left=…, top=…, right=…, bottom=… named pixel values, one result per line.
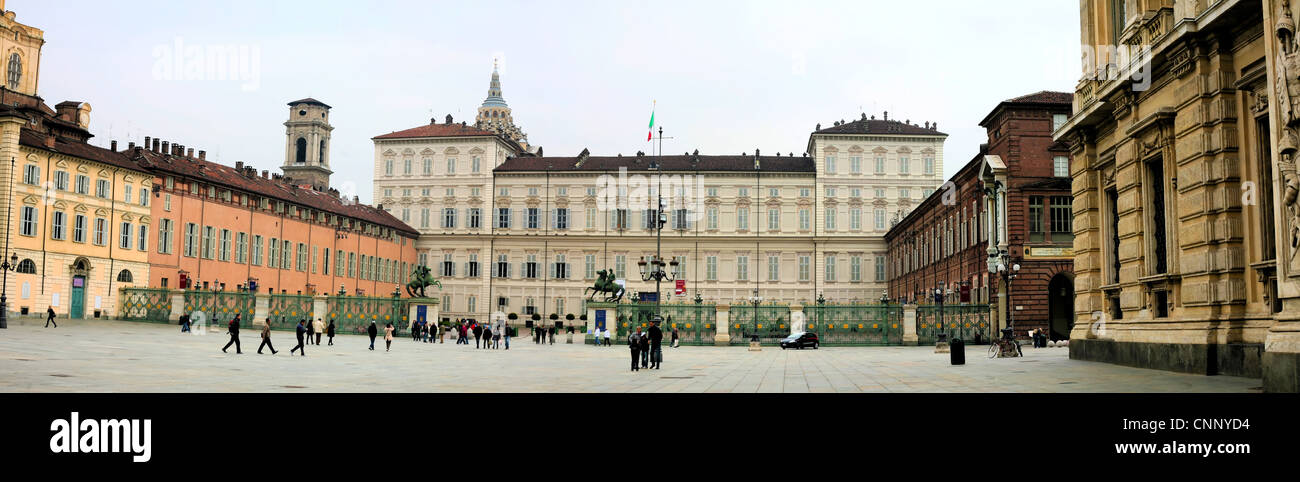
left=354, top=195, right=360, bottom=204
left=445, top=114, right=453, bottom=124
left=128, top=142, right=135, bottom=150
left=161, top=141, right=169, bottom=155
left=152, top=138, right=160, bottom=153
left=199, top=150, right=206, bottom=161
left=883, top=111, right=889, bottom=121
left=187, top=148, right=194, bottom=158
left=235, top=161, right=244, bottom=170
left=261, top=170, right=269, bottom=179
left=110, top=140, right=117, bottom=151
left=43, top=135, right=55, bottom=149
left=145, top=136, right=151, bottom=149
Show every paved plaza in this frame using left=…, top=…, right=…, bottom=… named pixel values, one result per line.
left=0, top=318, right=1263, bottom=393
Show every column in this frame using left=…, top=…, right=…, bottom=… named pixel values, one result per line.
left=253, top=292, right=271, bottom=327
left=714, top=304, right=730, bottom=346
left=903, top=303, right=918, bottom=346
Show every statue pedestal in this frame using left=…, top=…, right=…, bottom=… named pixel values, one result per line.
left=407, top=300, right=440, bottom=330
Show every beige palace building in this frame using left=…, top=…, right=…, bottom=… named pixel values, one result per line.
left=374, top=68, right=946, bottom=320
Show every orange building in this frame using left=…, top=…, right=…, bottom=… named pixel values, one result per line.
left=133, top=99, right=418, bottom=296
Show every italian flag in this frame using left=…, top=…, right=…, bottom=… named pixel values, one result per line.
left=647, top=101, right=655, bottom=141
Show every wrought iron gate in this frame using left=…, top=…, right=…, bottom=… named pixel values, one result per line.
left=728, top=304, right=791, bottom=345
left=804, top=304, right=903, bottom=346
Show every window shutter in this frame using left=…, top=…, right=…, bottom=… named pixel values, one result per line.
left=550, top=209, right=557, bottom=230
left=549, top=263, right=556, bottom=279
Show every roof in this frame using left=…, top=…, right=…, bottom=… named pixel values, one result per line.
left=372, top=122, right=502, bottom=140
left=288, top=98, right=331, bottom=109
left=126, top=148, right=419, bottom=237
left=812, top=118, right=947, bottom=137
left=18, top=130, right=148, bottom=173
left=979, top=90, right=1073, bottom=127
left=495, top=153, right=815, bottom=173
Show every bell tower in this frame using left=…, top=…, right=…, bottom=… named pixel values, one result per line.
left=282, top=97, right=334, bottom=190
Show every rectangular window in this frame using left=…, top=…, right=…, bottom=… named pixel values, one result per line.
left=139, top=187, right=149, bottom=206
left=51, top=211, right=66, bottom=240
left=556, top=208, right=569, bottom=230
left=124, top=185, right=133, bottom=204
left=850, top=208, right=862, bottom=230
left=75, top=175, right=89, bottom=195
left=96, top=179, right=111, bottom=198
left=298, top=243, right=308, bottom=271
left=236, top=233, right=248, bottom=263
left=219, top=229, right=231, bottom=262
left=348, top=253, right=356, bottom=278
left=282, top=240, right=292, bottom=270
left=707, top=207, right=719, bottom=230
left=825, top=208, right=837, bottom=230
left=736, top=255, right=749, bottom=281
left=875, top=255, right=886, bottom=282
left=825, top=256, right=837, bottom=282
left=874, top=155, right=885, bottom=174
left=899, top=156, right=910, bottom=174
left=1028, top=196, right=1045, bottom=242
left=524, top=255, right=538, bottom=279
left=850, top=256, right=862, bottom=282
left=767, top=255, right=779, bottom=281
left=585, top=254, right=596, bottom=279
left=798, top=255, right=810, bottom=281
left=447, top=158, right=456, bottom=174
left=767, top=208, right=779, bottom=231
left=443, top=208, right=456, bottom=228
left=124, top=222, right=137, bottom=250
left=706, top=256, right=718, bottom=281
left=737, top=207, right=749, bottom=231
left=252, top=235, right=263, bottom=266
left=1054, top=155, right=1069, bottom=178
left=874, top=209, right=885, bottom=231
left=1050, top=196, right=1073, bottom=242
left=469, top=208, right=482, bottom=229
left=94, top=217, right=107, bottom=245
left=1053, top=113, right=1068, bottom=132
left=202, top=226, right=215, bottom=259
left=269, top=237, right=279, bottom=268
left=138, top=224, right=148, bottom=251
left=472, top=156, right=481, bottom=173
left=799, top=209, right=810, bottom=231
left=586, top=207, right=597, bottom=230
left=498, top=208, right=511, bottom=229
left=850, top=156, right=862, bottom=174
left=184, top=223, right=198, bottom=256
left=469, top=254, right=481, bottom=278
left=527, top=208, right=539, bottom=229
left=75, top=215, right=87, bottom=243
left=825, top=155, right=836, bottom=174
left=54, top=171, right=69, bottom=190
left=22, top=165, right=39, bottom=185
left=323, top=248, right=330, bottom=274
left=615, top=255, right=627, bottom=279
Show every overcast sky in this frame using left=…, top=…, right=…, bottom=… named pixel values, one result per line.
left=24, top=0, right=1080, bottom=204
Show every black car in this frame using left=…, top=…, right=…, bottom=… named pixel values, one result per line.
left=780, top=332, right=819, bottom=349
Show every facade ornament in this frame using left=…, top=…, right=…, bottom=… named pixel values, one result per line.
left=1274, top=0, right=1300, bottom=271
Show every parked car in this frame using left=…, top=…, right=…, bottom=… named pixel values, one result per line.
left=780, top=332, right=819, bottom=349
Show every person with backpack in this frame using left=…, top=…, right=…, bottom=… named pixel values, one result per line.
left=258, top=318, right=277, bottom=355
left=290, top=319, right=307, bottom=356
left=628, top=328, right=643, bottom=372
left=222, top=314, right=242, bottom=354
left=45, top=306, right=57, bottom=328
left=367, top=321, right=379, bottom=351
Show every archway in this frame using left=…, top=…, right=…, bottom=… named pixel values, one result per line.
left=1048, top=273, right=1074, bottom=341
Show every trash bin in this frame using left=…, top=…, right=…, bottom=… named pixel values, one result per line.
left=950, top=338, right=965, bottom=365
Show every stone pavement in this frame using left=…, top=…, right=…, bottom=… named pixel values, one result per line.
left=0, top=318, right=1263, bottom=393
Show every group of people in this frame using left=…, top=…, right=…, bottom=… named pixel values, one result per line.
left=591, top=327, right=614, bottom=346
left=217, top=313, right=395, bottom=354
left=626, top=321, right=665, bottom=371
left=449, top=319, right=511, bottom=350
left=533, top=325, right=557, bottom=345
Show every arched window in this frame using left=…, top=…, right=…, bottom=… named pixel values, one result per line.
left=295, top=138, right=307, bottom=163
left=6, top=53, right=20, bottom=90
left=16, top=258, right=35, bottom=274
left=319, top=140, right=326, bottom=163
left=117, top=269, right=134, bottom=283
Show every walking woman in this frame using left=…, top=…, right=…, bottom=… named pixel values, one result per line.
left=368, top=321, right=379, bottom=351
left=384, top=322, right=395, bottom=352
left=327, top=319, right=336, bottom=346
left=305, top=318, right=316, bottom=345
left=258, top=318, right=278, bottom=354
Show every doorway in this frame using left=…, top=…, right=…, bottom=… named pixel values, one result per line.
left=1048, top=273, right=1074, bottom=341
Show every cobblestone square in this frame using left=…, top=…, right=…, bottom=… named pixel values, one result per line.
left=0, top=318, right=1261, bottom=393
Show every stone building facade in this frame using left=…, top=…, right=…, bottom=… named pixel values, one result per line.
left=1055, top=0, right=1300, bottom=390
left=887, top=91, right=1075, bottom=339
left=374, top=70, right=947, bottom=321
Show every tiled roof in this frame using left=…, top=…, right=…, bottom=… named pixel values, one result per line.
left=1002, top=90, right=1073, bottom=105
left=813, top=118, right=947, bottom=136
left=127, top=148, right=419, bottom=237
left=495, top=153, right=815, bottom=173
left=288, top=98, right=331, bottom=109
left=18, top=129, right=147, bottom=173
left=373, top=122, right=501, bottom=140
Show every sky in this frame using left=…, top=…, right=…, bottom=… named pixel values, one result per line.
left=21, top=0, right=1081, bottom=204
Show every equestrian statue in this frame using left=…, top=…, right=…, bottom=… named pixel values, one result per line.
left=406, top=265, right=442, bottom=298
left=584, top=269, right=626, bottom=303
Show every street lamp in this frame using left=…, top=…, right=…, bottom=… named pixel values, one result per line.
left=0, top=157, right=12, bottom=329
left=748, top=289, right=763, bottom=343
left=0, top=253, right=16, bottom=329
left=880, top=289, right=890, bottom=305
left=934, top=286, right=946, bottom=344
left=997, top=258, right=1021, bottom=339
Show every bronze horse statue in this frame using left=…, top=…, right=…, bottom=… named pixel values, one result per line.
left=584, top=269, right=625, bottom=303
left=406, top=265, right=442, bottom=298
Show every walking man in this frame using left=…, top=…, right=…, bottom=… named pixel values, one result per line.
left=549, top=326, right=556, bottom=345
left=45, top=306, right=57, bottom=328
left=313, top=318, right=325, bottom=345
left=290, top=319, right=307, bottom=356
left=327, top=319, right=336, bottom=346
left=367, top=321, right=379, bottom=350
left=258, top=318, right=278, bottom=354
left=481, top=324, right=492, bottom=350
left=648, top=320, right=664, bottom=370
left=222, top=314, right=242, bottom=354
left=628, top=328, right=643, bottom=372
left=604, top=328, right=611, bottom=347
left=473, top=323, right=483, bottom=349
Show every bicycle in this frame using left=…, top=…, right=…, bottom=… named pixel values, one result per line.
left=987, top=336, right=1022, bottom=358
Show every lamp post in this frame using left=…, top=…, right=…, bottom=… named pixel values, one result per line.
left=748, top=288, right=763, bottom=343
left=0, top=157, right=12, bottom=328
left=996, top=255, right=1021, bottom=339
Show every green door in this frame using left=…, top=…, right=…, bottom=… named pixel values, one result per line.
left=70, top=276, right=86, bottom=319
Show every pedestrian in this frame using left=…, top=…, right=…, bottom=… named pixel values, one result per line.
left=313, top=318, right=325, bottom=345
left=45, top=306, right=57, bottom=328
left=327, top=319, right=336, bottom=346
left=222, top=314, right=242, bottom=354
left=367, top=321, right=379, bottom=350
left=258, top=318, right=278, bottom=354
left=504, top=324, right=511, bottom=350
left=179, top=313, right=190, bottom=333
left=289, top=319, right=307, bottom=356
left=648, top=321, right=663, bottom=369
left=482, top=325, right=493, bottom=350
left=628, top=328, right=642, bottom=372
left=306, top=317, right=316, bottom=345
left=384, top=322, right=395, bottom=352
left=638, top=326, right=650, bottom=369
left=593, top=327, right=601, bottom=347
left=671, top=326, right=680, bottom=348
left=473, top=322, right=483, bottom=349
left=604, top=328, right=611, bottom=347
left=458, top=322, right=468, bottom=345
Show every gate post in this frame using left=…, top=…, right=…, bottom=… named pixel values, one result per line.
left=312, top=295, right=328, bottom=327
left=903, top=304, right=918, bottom=346
left=789, top=303, right=804, bottom=336
left=168, top=289, right=185, bottom=321
left=253, top=292, right=271, bottom=327
left=714, top=305, right=731, bottom=346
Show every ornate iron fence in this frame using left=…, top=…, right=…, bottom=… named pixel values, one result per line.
left=327, top=295, right=408, bottom=336
left=804, top=304, right=904, bottom=346
left=183, top=290, right=255, bottom=328
left=728, top=304, right=791, bottom=345
left=267, top=294, right=315, bottom=331
left=614, top=303, right=658, bottom=342
left=659, top=304, right=716, bottom=345
left=917, top=304, right=992, bottom=344
left=118, top=288, right=173, bottom=323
